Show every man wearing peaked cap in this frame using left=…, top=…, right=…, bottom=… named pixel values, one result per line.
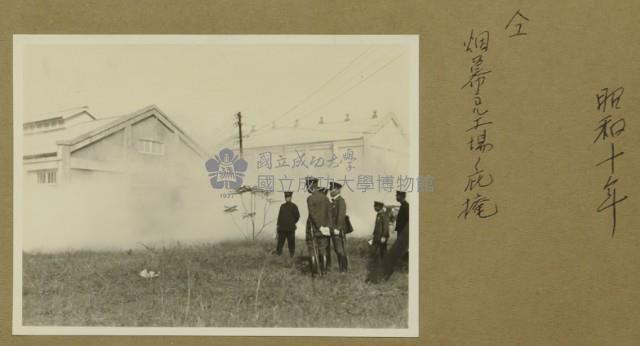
left=275, top=191, right=300, bottom=257
left=367, top=192, right=410, bottom=283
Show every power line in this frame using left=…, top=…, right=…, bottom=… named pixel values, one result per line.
left=210, top=47, right=404, bottom=148
left=209, top=119, right=240, bottom=145
left=280, top=48, right=391, bottom=124
left=294, top=49, right=407, bottom=123
left=253, top=46, right=373, bottom=132
left=212, top=131, right=240, bottom=148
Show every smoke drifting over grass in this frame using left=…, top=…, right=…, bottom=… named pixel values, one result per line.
left=21, top=151, right=400, bottom=252
left=22, top=158, right=242, bottom=251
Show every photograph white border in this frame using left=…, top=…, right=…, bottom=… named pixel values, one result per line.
left=12, top=34, right=420, bottom=337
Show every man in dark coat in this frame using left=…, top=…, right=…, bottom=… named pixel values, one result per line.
left=370, top=201, right=390, bottom=260
left=365, top=201, right=390, bottom=282
left=395, top=190, right=410, bottom=264
left=395, top=191, right=409, bottom=235
left=329, top=181, right=348, bottom=272
left=275, top=191, right=300, bottom=257
left=305, top=177, right=332, bottom=275
left=319, top=185, right=333, bottom=269
left=366, top=192, right=411, bottom=283
left=367, top=222, right=408, bottom=283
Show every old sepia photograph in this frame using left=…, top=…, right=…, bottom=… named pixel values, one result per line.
left=12, top=35, right=419, bottom=336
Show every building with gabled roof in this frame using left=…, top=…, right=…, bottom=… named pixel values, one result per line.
left=23, top=105, right=208, bottom=186
left=22, top=105, right=217, bottom=251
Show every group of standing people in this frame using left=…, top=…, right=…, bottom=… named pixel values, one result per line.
left=274, top=176, right=410, bottom=279
left=304, top=177, right=350, bottom=274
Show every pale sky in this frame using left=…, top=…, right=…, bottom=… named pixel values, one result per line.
left=20, top=39, right=411, bottom=151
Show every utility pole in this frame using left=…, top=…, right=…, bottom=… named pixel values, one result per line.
left=235, top=112, right=243, bottom=158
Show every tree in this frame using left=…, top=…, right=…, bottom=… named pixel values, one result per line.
left=223, top=185, right=278, bottom=241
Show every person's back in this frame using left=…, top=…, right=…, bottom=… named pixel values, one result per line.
left=274, top=191, right=300, bottom=257
left=307, top=190, right=330, bottom=236
left=277, top=201, right=299, bottom=232
left=306, top=179, right=333, bottom=275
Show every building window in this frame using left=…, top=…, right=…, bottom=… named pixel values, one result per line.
left=137, top=139, right=165, bottom=155
left=36, top=170, right=57, bottom=185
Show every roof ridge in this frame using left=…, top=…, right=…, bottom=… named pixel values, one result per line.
left=27, top=106, right=92, bottom=122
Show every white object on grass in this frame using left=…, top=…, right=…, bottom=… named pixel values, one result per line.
left=139, top=268, right=160, bottom=278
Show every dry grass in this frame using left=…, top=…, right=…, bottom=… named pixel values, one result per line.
left=22, top=238, right=408, bottom=328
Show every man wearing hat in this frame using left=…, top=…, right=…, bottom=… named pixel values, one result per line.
left=275, top=191, right=300, bottom=257
left=329, top=181, right=349, bottom=272
left=305, top=177, right=332, bottom=275
left=367, top=192, right=410, bottom=283
left=370, top=201, right=390, bottom=260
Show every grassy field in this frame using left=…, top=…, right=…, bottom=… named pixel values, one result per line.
left=22, top=237, right=408, bottom=328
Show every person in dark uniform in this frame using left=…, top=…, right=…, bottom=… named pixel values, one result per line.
left=305, top=177, right=332, bottom=275
left=367, top=222, right=408, bottom=283
left=329, top=182, right=348, bottom=272
left=395, top=190, right=410, bottom=264
left=370, top=201, right=390, bottom=260
left=366, top=193, right=410, bottom=283
left=275, top=191, right=300, bottom=257
left=395, top=191, right=409, bottom=235
left=318, top=185, right=333, bottom=270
